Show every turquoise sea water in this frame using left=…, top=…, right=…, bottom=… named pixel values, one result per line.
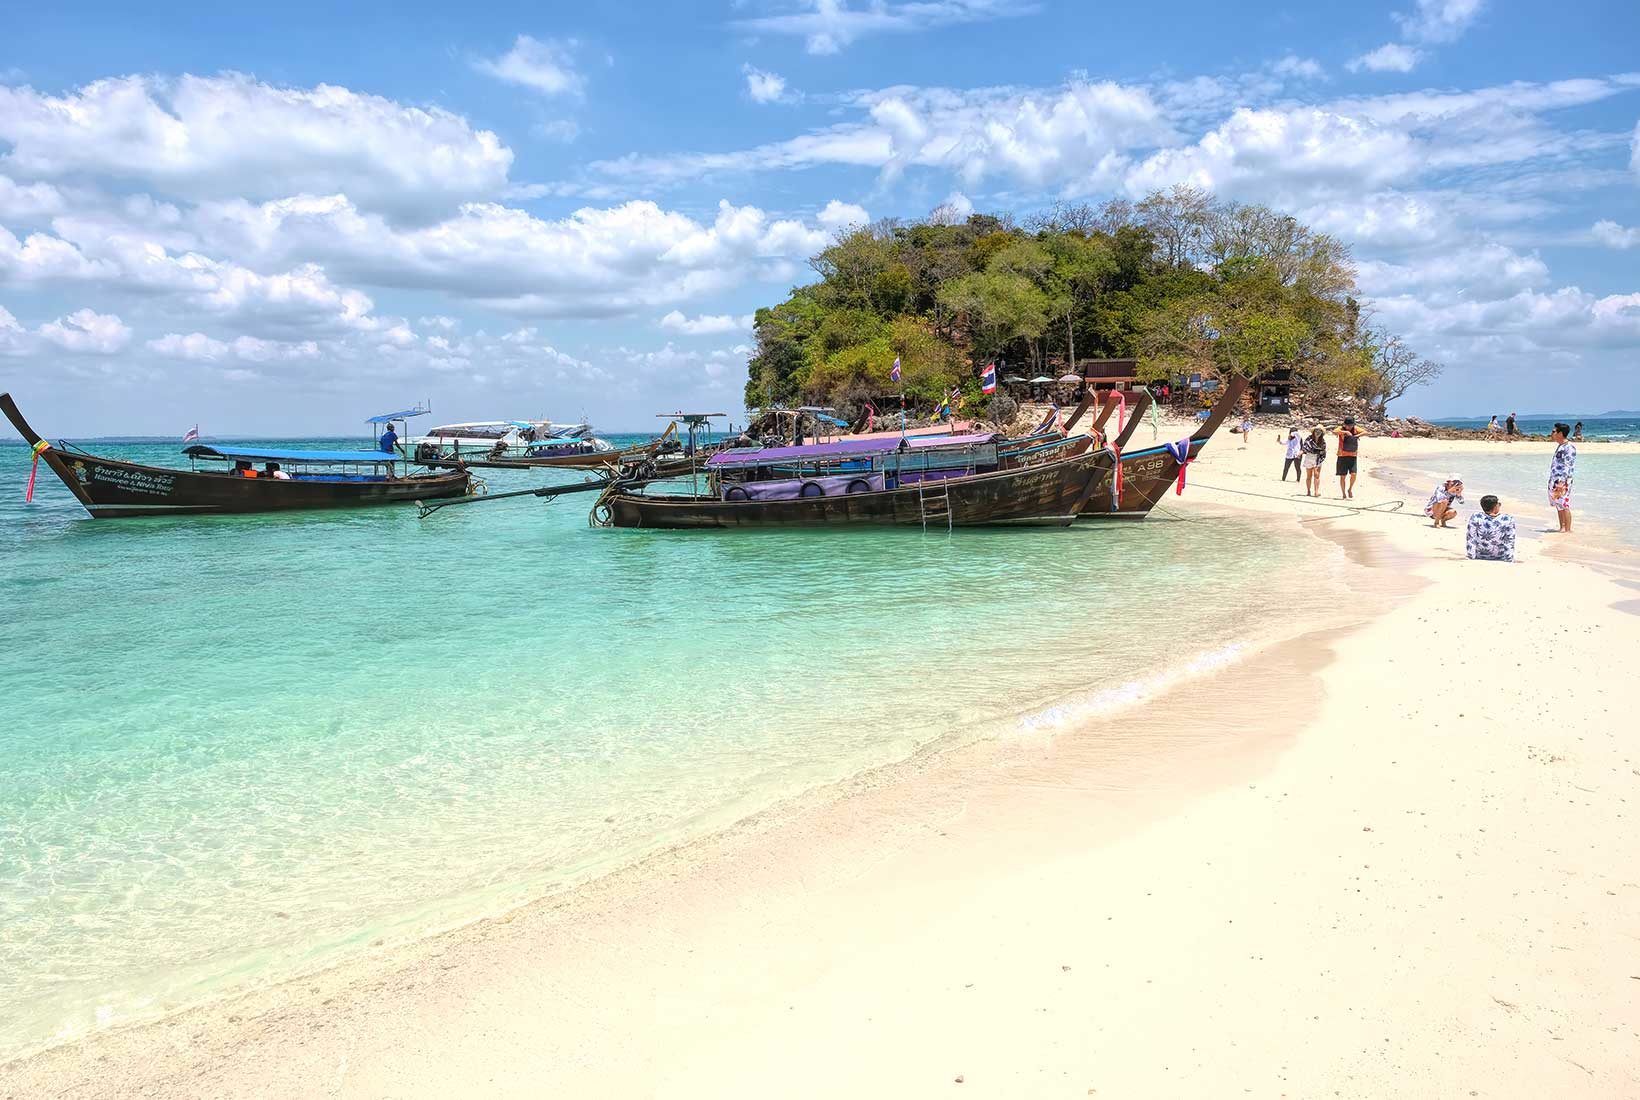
left=1432, top=416, right=1640, bottom=441
left=0, top=433, right=1331, bottom=1060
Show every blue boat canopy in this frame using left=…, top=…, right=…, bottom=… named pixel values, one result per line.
left=366, top=407, right=429, bottom=424
left=184, top=445, right=400, bottom=465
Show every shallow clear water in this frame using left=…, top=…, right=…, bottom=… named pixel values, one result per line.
left=0, top=434, right=1332, bottom=1058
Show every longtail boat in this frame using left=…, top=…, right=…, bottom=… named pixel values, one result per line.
left=590, top=432, right=1114, bottom=528
left=1077, top=376, right=1249, bottom=520
left=587, top=376, right=1246, bottom=530
left=417, top=422, right=678, bottom=471
left=3, top=393, right=470, bottom=518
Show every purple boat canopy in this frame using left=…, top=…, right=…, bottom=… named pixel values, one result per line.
left=707, top=432, right=998, bottom=469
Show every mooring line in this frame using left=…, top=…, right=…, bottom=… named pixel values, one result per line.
left=1191, top=481, right=1425, bottom=520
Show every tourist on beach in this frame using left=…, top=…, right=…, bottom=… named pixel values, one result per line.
left=1573, top=420, right=1584, bottom=441
left=1300, top=427, right=1326, bottom=497
left=1238, top=414, right=1253, bottom=445
left=1505, top=412, right=1517, bottom=438
left=1424, top=477, right=1464, bottom=528
left=1466, top=495, right=1517, bottom=562
left=378, top=423, right=399, bottom=454
left=1280, top=429, right=1302, bottom=482
left=1486, top=415, right=1501, bottom=433
left=1335, top=417, right=1361, bottom=499
left=1549, top=422, right=1577, bottom=533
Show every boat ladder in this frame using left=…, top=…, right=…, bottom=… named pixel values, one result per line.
left=918, top=480, right=953, bottom=533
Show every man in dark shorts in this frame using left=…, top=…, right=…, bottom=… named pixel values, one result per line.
left=1505, top=412, right=1517, bottom=438
left=1335, top=417, right=1361, bottom=499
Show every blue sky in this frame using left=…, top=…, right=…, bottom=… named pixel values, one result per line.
left=2, top=0, right=1638, bottom=434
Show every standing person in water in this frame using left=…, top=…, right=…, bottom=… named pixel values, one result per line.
left=1280, top=428, right=1302, bottom=482
left=1335, top=416, right=1361, bottom=499
left=1300, top=426, right=1327, bottom=497
left=1548, top=422, right=1577, bottom=533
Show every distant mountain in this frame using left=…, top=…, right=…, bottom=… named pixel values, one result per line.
left=1596, top=410, right=1640, bottom=418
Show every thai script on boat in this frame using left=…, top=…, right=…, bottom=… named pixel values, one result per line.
left=89, top=466, right=176, bottom=496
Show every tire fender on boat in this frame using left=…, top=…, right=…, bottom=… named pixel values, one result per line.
left=845, top=478, right=871, bottom=494
left=799, top=481, right=825, bottom=497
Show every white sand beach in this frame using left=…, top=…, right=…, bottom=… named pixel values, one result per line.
left=6, top=427, right=1639, bottom=1098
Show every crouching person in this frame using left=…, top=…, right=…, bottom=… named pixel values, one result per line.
left=1465, top=494, right=1516, bottom=562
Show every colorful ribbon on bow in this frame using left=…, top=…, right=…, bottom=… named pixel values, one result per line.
left=1164, top=438, right=1193, bottom=495
left=1110, top=390, right=1127, bottom=506
left=25, top=439, right=48, bottom=502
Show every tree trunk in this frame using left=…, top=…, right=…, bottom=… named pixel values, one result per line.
left=1066, top=311, right=1075, bottom=377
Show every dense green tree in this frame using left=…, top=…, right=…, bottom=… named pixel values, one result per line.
left=743, top=190, right=1434, bottom=419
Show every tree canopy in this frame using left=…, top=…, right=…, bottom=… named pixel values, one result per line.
left=744, top=186, right=1438, bottom=418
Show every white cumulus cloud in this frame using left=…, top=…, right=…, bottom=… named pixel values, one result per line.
left=1394, top=0, right=1486, bottom=44
left=38, top=308, right=131, bottom=354
left=736, top=0, right=1036, bottom=55
left=473, top=36, right=583, bottom=97
left=659, top=310, right=754, bottom=335
left=743, top=65, right=788, bottom=104
left=0, top=74, right=514, bottom=213
left=1348, top=44, right=1422, bottom=74
left=1592, top=220, right=1640, bottom=249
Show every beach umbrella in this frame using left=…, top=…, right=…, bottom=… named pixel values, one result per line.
left=1028, top=375, right=1055, bottom=383
left=1056, top=373, right=1082, bottom=383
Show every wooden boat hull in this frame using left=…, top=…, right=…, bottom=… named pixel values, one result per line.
left=601, top=448, right=1114, bottom=529
left=3, top=393, right=471, bottom=518
left=1076, top=375, right=1249, bottom=520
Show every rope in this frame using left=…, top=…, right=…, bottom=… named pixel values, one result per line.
left=1191, top=481, right=1423, bottom=519
left=25, top=439, right=49, bottom=502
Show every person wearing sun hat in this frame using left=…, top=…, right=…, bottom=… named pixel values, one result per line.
left=1424, top=476, right=1465, bottom=528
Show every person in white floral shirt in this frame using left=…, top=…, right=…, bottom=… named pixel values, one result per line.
left=1465, top=495, right=1516, bottom=562
left=1424, top=477, right=1464, bottom=528
left=1548, top=422, right=1577, bottom=533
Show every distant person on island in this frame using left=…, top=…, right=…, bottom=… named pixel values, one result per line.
left=1280, top=428, right=1302, bottom=482
left=1549, top=422, right=1577, bottom=533
left=378, top=424, right=399, bottom=454
left=1335, top=416, right=1361, bottom=499
left=1465, top=495, right=1517, bottom=562
left=1424, top=477, right=1465, bottom=528
left=1572, top=421, right=1584, bottom=441
left=1505, top=412, right=1517, bottom=439
left=1486, top=415, right=1501, bottom=433
left=1300, top=427, right=1326, bottom=497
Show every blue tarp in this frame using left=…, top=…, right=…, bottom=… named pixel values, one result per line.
left=184, top=445, right=399, bottom=465
left=365, top=409, right=427, bottom=423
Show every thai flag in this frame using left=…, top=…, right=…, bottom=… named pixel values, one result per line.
left=182, top=425, right=200, bottom=443
left=980, top=363, right=997, bottom=394
left=890, top=356, right=901, bottom=383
